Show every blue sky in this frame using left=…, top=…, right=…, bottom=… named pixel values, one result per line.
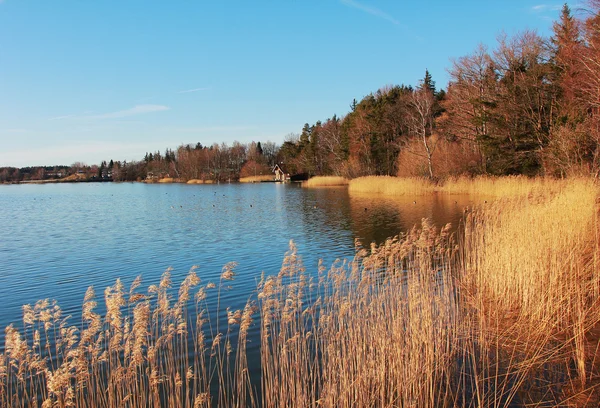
left=0, top=0, right=581, bottom=167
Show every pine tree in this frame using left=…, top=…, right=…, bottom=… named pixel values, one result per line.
left=421, top=69, right=436, bottom=95
left=552, top=3, right=582, bottom=120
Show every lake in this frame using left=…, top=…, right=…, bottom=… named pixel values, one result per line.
left=0, top=182, right=475, bottom=345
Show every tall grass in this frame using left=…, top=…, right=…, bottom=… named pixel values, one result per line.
left=2, top=177, right=599, bottom=407
left=187, top=179, right=215, bottom=184
left=349, top=176, right=435, bottom=195
left=302, top=176, right=349, bottom=187
left=1, top=266, right=256, bottom=408
left=238, top=175, right=274, bottom=183
left=350, top=174, right=571, bottom=199
left=258, top=225, right=459, bottom=407
left=461, top=179, right=600, bottom=402
left=440, top=175, right=560, bottom=197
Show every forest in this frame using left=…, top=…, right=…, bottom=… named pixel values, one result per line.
left=2, top=4, right=599, bottom=183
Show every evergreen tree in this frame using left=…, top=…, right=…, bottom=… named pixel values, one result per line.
left=299, top=123, right=311, bottom=148
left=551, top=3, right=582, bottom=121
left=422, top=69, right=436, bottom=95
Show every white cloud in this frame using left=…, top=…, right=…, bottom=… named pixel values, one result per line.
left=340, top=0, right=399, bottom=25
left=48, top=114, right=76, bottom=121
left=87, top=104, right=169, bottom=119
left=531, top=4, right=562, bottom=12
left=48, top=105, right=170, bottom=121
left=177, top=87, right=210, bottom=94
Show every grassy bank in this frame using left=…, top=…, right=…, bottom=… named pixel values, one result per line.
left=1, top=178, right=598, bottom=407
left=302, top=176, right=349, bottom=187
left=349, top=175, right=575, bottom=198
left=348, top=175, right=435, bottom=195
left=238, top=175, right=274, bottom=183
left=186, top=179, right=215, bottom=184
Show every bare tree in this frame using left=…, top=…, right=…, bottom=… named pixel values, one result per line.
left=408, top=88, right=437, bottom=178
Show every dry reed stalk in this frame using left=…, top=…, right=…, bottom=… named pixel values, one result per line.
left=257, top=224, right=462, bottom=408
left=348, top=176, right=435, bottom=196
left=460, top=178, right=600, bottom=404
left=302, top=176, right=349, bottom=187
left=238, top=175, right=274, bottom=183
left=1, top=266, right=256, bottom=408
left=186, top=179, right=214, bottom=184
left=440, top=175, right=564, bottom=198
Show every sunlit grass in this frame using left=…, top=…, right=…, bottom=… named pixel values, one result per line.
left=302, top=176, right=349, bottom=187
left=440, top=175, right=559, bottom=197
left=238, top=175, right=274, bottom=183
left=348, top=176, right=435, bottom=195
left=187, top=179, right=215, bottom=184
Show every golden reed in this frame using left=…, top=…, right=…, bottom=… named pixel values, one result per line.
left=302, top=176, right=349, bottom=187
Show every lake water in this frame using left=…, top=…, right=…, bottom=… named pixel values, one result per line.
left=0, top=182, right=475, bottom=346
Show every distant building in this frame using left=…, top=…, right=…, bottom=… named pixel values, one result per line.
left=273, top=164, right=289, bottom=182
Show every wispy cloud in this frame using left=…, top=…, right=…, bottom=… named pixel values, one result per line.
left=88, top=104, right=169, bottom=119
left=49, top=105, right=170, bottom=121
left=49, top=114, right=76, bottom=121
left=178, top=87, right=210, bottom=94
left=531, top=4, right=562, bottom=12
left=340, top=0, right=399, bottom=25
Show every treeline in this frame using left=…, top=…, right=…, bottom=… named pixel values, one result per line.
left=279, top=4, right=600, bottom=179
left=3, top=4, right=600, bottom=183
left=111, top=141, right=279, bottom=182
left=0, top=165, right=72, bottom=183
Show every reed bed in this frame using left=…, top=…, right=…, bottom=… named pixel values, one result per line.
left=2, top=177, right=599, bottom=407
left=349, top=175, right=570, bottom=199
left=158, top=178, right=174, bottom=183
left=348, top=176, right=435, bottom=196
left=238, top=175, right=274, bottom=183
left=0, top=266, right=256, bottom=408
left=440, top=175, right=563, bottom=198
left=461, top=178, right=600, bottom=402
left=186, top=179, right=215, bottom=184
left=302, top=176, right=349, bottom=187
